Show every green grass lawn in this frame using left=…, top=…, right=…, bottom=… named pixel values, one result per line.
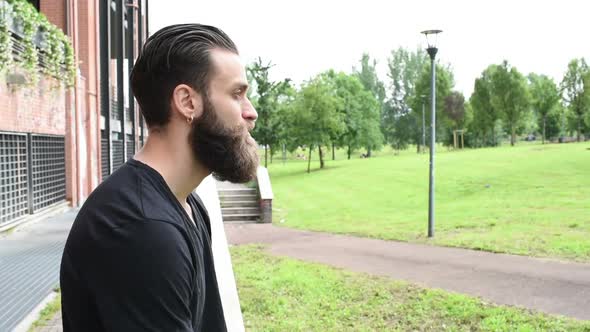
left=29, top=291, right=60, bottom=331
left=232, top=245, right=590, bottom=331
left=267, top=142, right=590, bottom=262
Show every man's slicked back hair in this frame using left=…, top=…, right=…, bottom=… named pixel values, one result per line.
left=130, top=24, right=238, bottom=127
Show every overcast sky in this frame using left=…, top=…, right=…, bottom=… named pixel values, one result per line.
left=149, top=0, right=589, bottom=97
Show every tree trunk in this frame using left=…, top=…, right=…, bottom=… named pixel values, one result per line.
left=366, top=146, right=371, bottom=158
left=332, top=141, right=335, bottom=160
left=416, top=143, right=420, bottom=154
left=270, top=146, right=273, bottom=164
left=319, top=145, right=325, bottom=169
left=542, top=117, right=546, bottom=145
left=264, top=145, right=268, bottom=167
left=307, top=145, right=312, bottom=173
left=492, top=126, right=496, bottom=146
left=347, top=145, right=351, bottom=160
left=578, top=118, right=581, bottom=142
left=511, top=126, right=516, bottom=146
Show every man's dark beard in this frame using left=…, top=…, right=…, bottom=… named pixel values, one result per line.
left=189, top=97, right=259, bottom=183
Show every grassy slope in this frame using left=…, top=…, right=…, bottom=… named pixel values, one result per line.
left=233, top=245, right=590, bottom=331
left=268, top=142, right=590, bottom=261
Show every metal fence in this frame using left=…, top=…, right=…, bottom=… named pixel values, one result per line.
left=30, top=135, right=66, bottom=211
left=112, top=133, right=124, bottom=172
left=100, top=130, right=109, bottom=179
left=0, top=133, right=29, bottom=225
left=126, top=134, right=135, bottom=160
left=0, top=132, right=66, bottom=227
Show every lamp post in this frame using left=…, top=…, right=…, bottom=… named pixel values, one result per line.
left=421, top=94, right=427, bottom=154
left=421, top=29, right=442, bottom=238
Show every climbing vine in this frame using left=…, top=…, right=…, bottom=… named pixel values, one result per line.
left=0, top=0, right=76, bottom=87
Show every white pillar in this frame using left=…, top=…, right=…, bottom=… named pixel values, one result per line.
left=196, top=176, right=245, bottom=332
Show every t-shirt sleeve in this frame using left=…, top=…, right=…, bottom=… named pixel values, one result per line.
left=89, top=220, right=196, bottom=331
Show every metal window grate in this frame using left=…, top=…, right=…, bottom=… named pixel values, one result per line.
left=0, top=133, right=29, bottom=226
left=125, top=107, right=133, bottom=125
left=110, top=98, right=122, bottom=121
left=126, top=134, right=134, bottom=160
left=30, top=135, right=66, bottom=211
left=112, top=134, right=124, bottom=171
left=101, top=130, right=109, bottom=179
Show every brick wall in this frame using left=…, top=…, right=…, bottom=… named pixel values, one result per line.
left=39, top=0, right=66, bottom=32
left=78, top=0, right=101, bottom=192
left=0, top=73, right=66, bottom=136
left=0, top=1, right=104, bottom=208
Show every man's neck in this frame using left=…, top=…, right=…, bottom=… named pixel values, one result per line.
left=133, top=131, right=210, bottom=207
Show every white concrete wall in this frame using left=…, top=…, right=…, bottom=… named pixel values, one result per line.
left=195, top=176, right=245, bottom=332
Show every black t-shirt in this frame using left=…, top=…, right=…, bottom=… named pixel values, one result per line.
left=60, top=159, right=227, bottom=331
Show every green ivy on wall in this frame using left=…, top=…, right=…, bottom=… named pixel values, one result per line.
left=0, top=1, right=14, bottom=70
left=0, top=0, right=76, bottom=87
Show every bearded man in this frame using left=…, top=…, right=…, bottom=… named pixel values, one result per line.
left=60, top=24, right=258, bottom=332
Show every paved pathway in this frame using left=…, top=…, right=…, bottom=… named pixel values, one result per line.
left=7, top=213, right=590, bottom=331
left=0, top=210, right=75, bottom=331
left=225, top=223, right=590, bottom=321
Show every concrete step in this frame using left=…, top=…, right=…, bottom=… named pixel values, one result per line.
left=219, top=194, right=258, bottom=202
left=223, top=219, right=259, bottom=224
left=218, top=188, right=257, bottom=196
left=221, top=200, right=259, bottom=208
left=221, top=207, right=260, bottom=216
left=222, top=214, right=260, bottom=223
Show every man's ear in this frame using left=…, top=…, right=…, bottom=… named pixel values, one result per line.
left=171, top=84, right=203, bottom=121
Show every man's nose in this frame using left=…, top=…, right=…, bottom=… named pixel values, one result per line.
left=243, top=98, right=258, bottom=122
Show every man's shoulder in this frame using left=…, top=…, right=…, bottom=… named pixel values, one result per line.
left=77, top=163, right=144, bottom=227
left=80, top=161, right=185, bottom=228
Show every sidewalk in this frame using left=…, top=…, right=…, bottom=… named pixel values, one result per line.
left=10, top=215, right=590, bottom=331
left=225, top=223, right=590, bottom=321
left=0, top=210, right=76, bottom=331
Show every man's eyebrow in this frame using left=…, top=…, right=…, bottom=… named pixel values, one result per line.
left=232, top=82, right=249, bottom=91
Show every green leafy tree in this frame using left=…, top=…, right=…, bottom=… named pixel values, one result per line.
left=470, top=66, right=504, bottom=146
left=528, top=73, right=560, bottom=144
left=410, top=63, right=454, bottom=146
left=442, top=91, right=468, bottom=147
left=384, top=47, right=428, bottom=152
left=560, top=58, right=589, bottom=142
left=287, top=76, right=344, bottom=172
left=247, top=58, right=291, bottom=167
left=323, top=71, right=381, bottom=160
left=490, top=61, right=530, bottom=146
left=353, top=53, right=386, bottom=157
left=384, top=100, right=414, bottom=152
left=444, top=91, right=466, bottom=129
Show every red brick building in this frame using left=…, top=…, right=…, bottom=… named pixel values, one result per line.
left=0, top=0, right=149, bottom=229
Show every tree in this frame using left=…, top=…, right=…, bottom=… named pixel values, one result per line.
left=444, top=91, right=466, bottom=129
left=560, top=58, right=589, bottom=142
left=384, top=100, right=414, bottom=152
left=410, top=62, right=454, bottom=146
left=353, top=53, right=386, bottom=156
left=528, top=73, right=560, bottom=144
left=470, top=66, right=500, bottom=146
left=442, top=91, right=467, bottom=147
left=247, top=57, right=291, bottom=167
left=323, top=71, right=381, bottom=160
left=384, top=47, right=428, bottom=152
left=490, top=61, right=530, bottom=146
left=287, top=76, right=344, bottom=172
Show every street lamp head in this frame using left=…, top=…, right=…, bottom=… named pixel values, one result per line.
left=421, top=29, right=442, bottom=60
left=421, top=29, right=442, bottom=48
